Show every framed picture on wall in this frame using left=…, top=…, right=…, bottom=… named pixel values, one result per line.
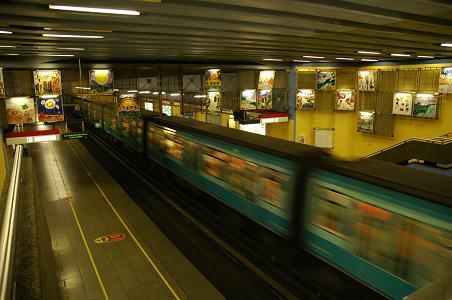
left=258, top=70, right=275, bottom=89
left=5, top=97, right=36, bottom=124
left=335, top=90, right=355, bottom=111
left=257, top=89, right=272, bottom=109
left=240, top=89, right=257, bottom=110
left=205, top=68, right=221, bottom=91
left=357, top=111, right=375, bottom=133
left=37, top=96, right=64, bottom=122
left=33, top=69, right=62, bottom=96
left=206, top=91, right=221, bottom=112
left=89, top=69, right=113, bottom=94
left=316, top=71, right=336, bottom=91
left=357, top=70, right=375, bottom=91
left=412, top=93, right=438, bottom=118
left=392, top=92, right=413, bottom=115
left=296, top=89, right=315, bottom=109
left=438, top=67, right=452, bottom=93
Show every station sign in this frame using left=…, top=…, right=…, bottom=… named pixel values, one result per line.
left=62, top=132, right=88, bottom=140
left=6, top=129, right=61, bottom=145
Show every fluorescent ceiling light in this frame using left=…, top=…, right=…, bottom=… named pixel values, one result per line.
left=262, top=58, right=283, bottom=61
left=58, top=47, right=85, bottom=51
left=303, top=55, right=324, bottom=59
left=39, top=54, right=74, bottom=57
left=440, top=43, right=452, bottom=47
left=361, top=59, right=379, bottom=62
left=0, top=45, right=15, bottom=48
left=152, top=92, right=159, bottom=95
left=336, top=57, right=354, bottom=60
left=293, top=59, right=310, bottom=63
left=391, top=53, right=411, bottom=57
left=417, top=55, right=434, bottom=58
left=138, top=91, right=150, bottom=94
left=127, top=90, right=138, bottom=93
left=358, top=51, right=380, bottom=55
left=43, top=33, right=103, bottom=39
left=43, top=27, right=52, bottom=30
left=4, top=53, right=19, bottom=56
left=0, top=31, right=12, bottom=34
left=170, top=93, right=180, bottom=96
left=49, top=5, right=140, bottom=16
left=194, top=95, right=206, bottom=98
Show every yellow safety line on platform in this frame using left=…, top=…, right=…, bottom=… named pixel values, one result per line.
left=48, top=143, right=109, bottom=300
left=67, top=141, right=181, bottom=300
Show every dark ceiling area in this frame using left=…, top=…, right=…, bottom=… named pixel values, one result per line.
left=0, top=0, right=451, bottom=65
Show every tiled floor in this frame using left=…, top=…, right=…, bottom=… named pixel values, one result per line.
left=28, top=139, right=223, bottom=300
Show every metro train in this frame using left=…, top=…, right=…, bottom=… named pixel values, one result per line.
left=82, top=100, right=451, bottom=300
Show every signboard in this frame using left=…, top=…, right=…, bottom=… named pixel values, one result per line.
left=62, top=132, right=88, bottom=140
left=6, top=129, right=61, bottom=145
left=37, top=96, right=64, bottom=122
left=33, top=69, right=62, bottom=96
left=94, top=233, right=126, bottom=244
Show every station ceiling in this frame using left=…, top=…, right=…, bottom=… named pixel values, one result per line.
left=0, top=0, right=451, bottom=64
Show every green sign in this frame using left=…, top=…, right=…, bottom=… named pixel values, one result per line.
left=62, top=132, right=88, bottom=140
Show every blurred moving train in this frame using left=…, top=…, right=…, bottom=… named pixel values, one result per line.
left=82, top=101, right=451, bottom=300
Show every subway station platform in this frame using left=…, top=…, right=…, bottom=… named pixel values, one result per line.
left=28, top=138, right=223, bottom=300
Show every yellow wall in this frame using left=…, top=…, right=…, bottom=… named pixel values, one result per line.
left=0, top=133, right=6, bottom=192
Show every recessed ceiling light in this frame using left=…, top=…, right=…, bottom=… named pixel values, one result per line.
left=303, top=55, right=324, bottom=59
left=293, top=59, right=310, bottom=63
left=43, top=33, right=103, bottom=39
left=170, top=93, right=181, bottom=96
left=361, top=58, right=379, bottom=62
left=49, top=5, right=141, bottom=16
left=440, top=43, right=452, bottom=47
left=0, top=45, right=15, bottom=48
left=43, top=27, right=52, bottom=31
left=127, top=90, right=138, bottom=93
left=417, top=55, right=434, bottom=58
left=194, top=95, right=206, bottom=98
left=38, top=54, right=75, bottom=57
left=391, top=53, right=411, bottom=57
left=262, top=58, right=283, bottom=61
left=358, top=51, right=380, bottom=55
left=138, top=91, right=150, bottom=94
left=152, top=92, right=159, bottom=95
left=0, top=31, right=12, bottom=35
left=58, top=47, right=85, bottom=51
left=4, top=53, right=19, bottom=56
left=335, top=57, right=354, bottom=60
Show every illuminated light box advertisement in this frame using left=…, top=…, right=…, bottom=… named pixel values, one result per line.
left=239, top=123, right=266, bottom=136
left=118, top=94, right=139, bottom=118
left=393, top=92, right=413, bottom=115
left=258, top=70, right=275, bottom=90
left=296, top=89, right=315, bottom=109
left=144, top=101, right=153, bottom=111
left=5, top=97, right=36, bottom=124
left=240, top=89, right=257, bottom=110
left=412, top=94, right=438, bottom=118
left=357, top=70, right=375, bottom=91
left=357, top=111, right=375, bottom=133
left=335, top=90, right=355, bottom=111
left=162, top=104, right=172, bottom=116
left=0, top=67, right=5, bottom=97
left=206, top=91, right=221, bottom=112
left=89, top=69, right=113, bottom=94
left=316, top=71, right=336, bottom=91
left=257, top=89, right=272, bottom=109
left=37, top=96, right=64, bottom=122
left=438, top=67, right=452, bottom=93
left=33, top=69, right=62, bottom=96
left=205, top=69, right=221, bottom=91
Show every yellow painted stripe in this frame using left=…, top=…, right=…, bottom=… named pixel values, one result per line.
left=67, top=141, right=181, bottom=300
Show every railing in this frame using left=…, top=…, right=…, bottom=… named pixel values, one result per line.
left=0, top=145, right=24, bottom=300
left=359, top=132, right=452, bottom=161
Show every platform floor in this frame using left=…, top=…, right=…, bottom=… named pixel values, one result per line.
left=28, top=139, right=223, bottom=300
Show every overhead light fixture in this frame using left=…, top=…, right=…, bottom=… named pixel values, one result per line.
left=262, top=58, right=283, bottom=61
left=43, top=33, right=103, bottom=39
left=194, top=95, right=206, bottom=98
left=361, top=59, right=379, bottom=62
left=113, top=88, right=119, bottom=92
left=391, top=53, right=411, bottom=57
left=293, top=59, right=310, bottom=63
left=58, top=47, right=85, bottom=51
left=0, top=45, right=15, bottom=48
left=336, top=57, right=354, bottom=60
left=49, top=5, right=141, bottom=16
left=127, top=90, right=138, bottom=93
left=138, top=91, right=150, bottom=94
left=170, top=93, right=181, bottom=96
left=440, top=43, right=452, bottom=47
left=303, top=55, right=324, bottom=59
left=417, top=55, right=434, bottom=58
left=358, top=51, right=380, bottom=55
left=152, top=92, right=159, bottom=95
left=38, top=54, right=75, bottom=57
left=43, top=27, right=52, bottom=31
left=0, top=31, right=12, bottom=35
left=4, top=53, right=19, bottom=56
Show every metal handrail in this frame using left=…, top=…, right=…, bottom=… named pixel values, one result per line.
left=0, top=145, right=23, bottom=300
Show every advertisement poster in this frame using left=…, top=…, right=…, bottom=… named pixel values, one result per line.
left=33, top=69, right=62, bottom=96
left=89, top=69, right=113, bottom=94
left=162, top=104, right=172, bottom=116
left=335, top=90, right=355, bottom=111
left=205, top=69, right=221, bottom=91
left=5, top=97, right=36, bottom=124
left=118, top=95, right=140, bottom=118
left=258, top=70, right=275, bottom=89
left=316, top=71, right=336, bottom=91
left=393, top=92, right=413, bottom=115
left=207, top=91, right=221, bottom=112
left=240, top=89, right=257, bottom=110
left=413, top=94, right=438, bottom=118
left=37, top=96, right=64, bottom=122
left=296, top=89, right=315, bottom=109
left=257, top=89, right=272, bottom=109
left=357, top=111, right=375, bottom=133
left=438, top=67, right=452, bottom=93
left=0, top=67, right=5, bottom=97
left=358, top=70, right=375, bottom=91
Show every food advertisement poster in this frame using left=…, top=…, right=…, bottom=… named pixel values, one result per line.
left=240, top=89, right=257, bottom=110
left=37, top=96, right=64, bottom=122
left=5, top=97, right=36, bottom=124
left=207, top=91, right=221, bottom=112
left=205, top=69, right=221, bottom=91
left=438, top=67, right=452, bottom=93
left=118, top=95, right=140, bottom=118
left=258, top=70, right=275, bottom=89
left=316, top=71, right=336, bottom=91
left=393, top=92, right=413, bottom=115
left=0, top=67, right=5, bottom=97
left=412, top=94, right=438, bottom=118
left=33, top=69, right=62, bottom=96
left=335, top=90, right=355, bottom=111
left=358, top=70, right=375, bottom=91
left=257, top=89, right=272, bottom=109
left=357, top=111, right=375, bottom=133
left=89, top=69, right=113, bottom=94
left=296, top=89, right=315, bottom=109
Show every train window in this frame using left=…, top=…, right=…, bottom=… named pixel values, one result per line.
left=202, top=148, right=229, bottom=181
left=165, top=135, right=184, bottom=161
left=259, top=169, right=290, bottom=210
left=227, top=156, right=260, bottom=201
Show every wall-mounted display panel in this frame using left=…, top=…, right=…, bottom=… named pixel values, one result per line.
left=0, top=67, right=5, bottom=97
left=257, top=89, right=272, bottom=109
left=438, top=67, right=452, bottom=93
left=358, top=70, right=375, bottom=91
left=37, top=96, right=64, bottom=122
left=335, top=90, right=355, bottom=111
left=33, top=69, right=62, bottom=96
left=207, top=91, right=221, bottom=112
left=316, top=71, right=336, bottom=91
left=296, top=89, right=315, bottom=109
left=412, top=94, right=438, bottom=118
left=392, top=92, right=413, bottom=115
left=258, top=70, right=275, bottom=89
left=205, top=69, right=221, bottom=91
left=240, top=89, right=257, bottom=110
left=118, top=94, right=139, bottom=118
left=90, top=69, right=113, bottom=94
left=5, top=97, right=36, bottom=124
left=357, top=111, right=375, bottom=133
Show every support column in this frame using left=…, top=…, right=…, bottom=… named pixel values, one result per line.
left=288, top=64, right=297, bottom=142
